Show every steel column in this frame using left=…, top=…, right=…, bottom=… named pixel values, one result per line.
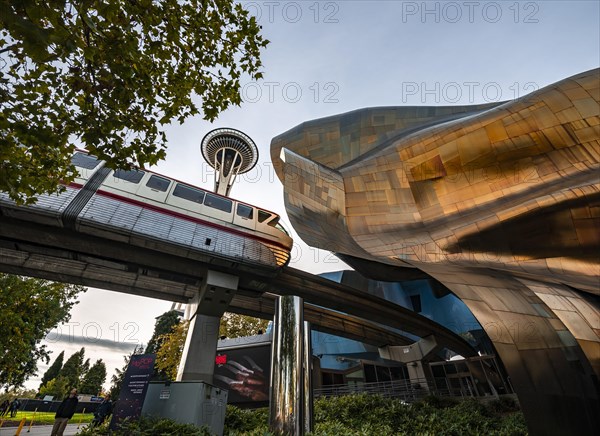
left=269, top=295, right=305, bottom=435
left=303, top=321, right=313, bottom=433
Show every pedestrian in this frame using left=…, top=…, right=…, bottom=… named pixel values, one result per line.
left=51, top=388, right=78, bottom=436
left=91, top=394, right=113, bottom=427
left=0, top=399, right=9, bottom=417
left=9, top=398, right=20, bottom=417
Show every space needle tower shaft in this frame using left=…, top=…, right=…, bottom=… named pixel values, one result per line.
left=201, top=128, right=259, bottom=197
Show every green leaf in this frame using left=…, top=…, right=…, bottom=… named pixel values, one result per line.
left=1, top=0, right=268, bottom=203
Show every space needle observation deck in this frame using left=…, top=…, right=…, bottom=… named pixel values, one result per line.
left=201, top=128, right=259, bottom=197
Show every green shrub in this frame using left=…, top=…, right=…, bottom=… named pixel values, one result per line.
left=224, top=405, right=269, bottom=435
left=79, top=394, right=528, bottom=435
left=487, top=396, right=520, bottom=414
left=498, top=411, right=528, bottom=435
left=454, top=397, right=493, bottom=418
left=76, top=416, right=211, bottom=435
left=314, top=393, right=401, bottom=429
left=310, top=420, right=396, bottom=436
left=76, top=421, right=110, bottom=435
left=420, top=394, right=459, bottom=409
left=311, top=420, right=354, bottom=436
left=311, top=394, right=527, bottom=436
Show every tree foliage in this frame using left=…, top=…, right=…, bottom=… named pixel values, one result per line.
left=0, top=0, right=268, bottom=204
left=58, top=347, right=86, bottom=389
left=79, top=359, right=106, bottom=395
left=38, top=375, right=69, bottom=400
left=220, top=313, right=269, bottom=339
left=0, top=387, right=37, bottom=402
left=145, top=310, right=181, bottom=354
left=39, top=350, right=64, bottom=390
left=155, top=320, right=189, bottom=380
left=0, top=274, right=84, bottom=390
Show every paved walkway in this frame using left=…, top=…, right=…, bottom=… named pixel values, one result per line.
left=0, top=423, right=83, bottom=436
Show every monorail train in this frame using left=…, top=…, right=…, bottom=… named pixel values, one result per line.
left=0, top=151, right=293, bottom=268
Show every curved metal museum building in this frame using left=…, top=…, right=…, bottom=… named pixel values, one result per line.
left=271, top=68, right=600, bottom=435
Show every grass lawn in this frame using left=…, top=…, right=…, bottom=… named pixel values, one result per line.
left=0, top=411, right=94, bottom=426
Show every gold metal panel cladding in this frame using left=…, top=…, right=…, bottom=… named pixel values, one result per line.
left=272, top=69, right=600, bottom=435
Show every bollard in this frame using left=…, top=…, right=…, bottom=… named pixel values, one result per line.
left=13, top=417, right=26, bottom=435
left=77, top=408, right=86, bottom=429
left=26, top=408, right=37, bottom=433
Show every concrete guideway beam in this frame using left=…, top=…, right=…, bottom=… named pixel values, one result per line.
left=270, top=267, right=476, bottom=358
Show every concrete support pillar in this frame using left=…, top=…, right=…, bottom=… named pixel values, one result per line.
left=177, top=314, right=221, bottom=383
left=270, top=295, right=312, bottom=435
left=176, top=270, right=238, bottom=383
left=406, top=361, right=430, bottom=391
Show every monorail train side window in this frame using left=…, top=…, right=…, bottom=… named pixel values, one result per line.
left=114, top=169, right=145, bottom=183
left=236, top=204, right=253, bottom=219
left=146, top=175, right=171, bottom=192
left=71, top=152, right=100, bottom=169
left=258, top=210, right=271, bottom=223
left=204, top=193, right=232, bottom=213
left=173, top=183, right=205, bottom=204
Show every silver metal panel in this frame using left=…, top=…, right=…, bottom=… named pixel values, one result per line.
left=168, top=219, right=196, bottom=246
left=133, top=209, right=174, bottom=239
left=79, top=195, right=139, bottom=233
left=77, top=194, right=280, bottom=267
left=0, top=187, right=79, bottom=226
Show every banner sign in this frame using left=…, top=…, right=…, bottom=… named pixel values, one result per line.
left=213, top=344, right=270, bottom=405
left=109, top=353, right=155, bottom=430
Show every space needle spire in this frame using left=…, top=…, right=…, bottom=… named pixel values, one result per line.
left=200, top=128, right=259, bottom=197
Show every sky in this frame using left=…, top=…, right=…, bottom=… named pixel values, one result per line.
left=24, top=0, right=600, bottom=392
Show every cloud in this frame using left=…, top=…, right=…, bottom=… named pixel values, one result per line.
left=44, top=334, right=141, bottom=353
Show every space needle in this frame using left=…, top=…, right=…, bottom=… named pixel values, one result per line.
left=201, top=128, right=259, bottom=197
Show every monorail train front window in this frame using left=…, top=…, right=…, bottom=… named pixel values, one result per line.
left=204, top=193, right=232, bottom=213
left=274, top=221, right=289, bottom=235
left=268, top=216, right=280, bottom=228
left=114, top=169, right=145, bottom=183
left=258, top=210, right=271, bottom=223
left=257, top=210, right=288, bottom=233
left=236, top=204, right=253, bottom=219
left=146, top=175, right=171, bottom=192
left=173, top=183, right=205, bottom=204
left=71, top=152, right=100, bottom=169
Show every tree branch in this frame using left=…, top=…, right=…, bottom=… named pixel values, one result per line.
left=0, top=43, right=18, bottom=54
